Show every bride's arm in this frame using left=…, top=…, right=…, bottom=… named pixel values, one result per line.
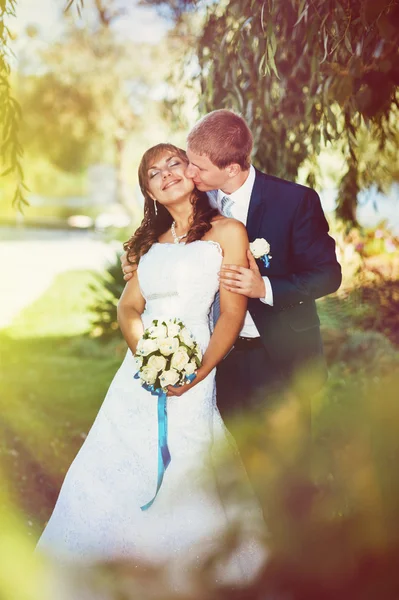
left=117, top=273, right=146, bottom=354
left=167, top=219, right=248, bottom=396
left=202, top=219, right=248, bottom=370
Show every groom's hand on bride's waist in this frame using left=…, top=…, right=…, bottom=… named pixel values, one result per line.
left=120, top=251, right=137, bottom=282
left=219, top=249, right=266, bottom=299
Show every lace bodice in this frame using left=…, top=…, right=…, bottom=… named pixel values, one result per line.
left=138, top=240, right=223, bottom=346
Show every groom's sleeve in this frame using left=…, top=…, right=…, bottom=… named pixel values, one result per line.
left=268, top=189, right=342, bottom=310
left=260, top=277, right=273, bottom=306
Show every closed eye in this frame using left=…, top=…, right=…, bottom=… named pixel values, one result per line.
left=148, top=158, right=182, bottom=179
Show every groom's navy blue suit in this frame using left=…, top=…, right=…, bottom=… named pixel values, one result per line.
left=216, top=169, right=342, bottom=419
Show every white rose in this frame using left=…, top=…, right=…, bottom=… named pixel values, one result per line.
left=171, top=348, right=190, bottom=371
left=250, top=238, right=270, bottom=259
left=167, top=321, right=180, bottom=338
left=136, top=337, right=158, bottom=357
left=179, top=327, right=195, bottom=348
left=139, top=366, right=158, bottom=385
left=147, top=323, right=167, bottom=339
left=184, top=361, right=197, bottom=376
left=160, top=369, right=180, bottom=387
left=194, top=346, right=203, bottom=362
left=158, top=337, right=180, bottom=356
left=134, top=356, right=143, bottom=370
left=147, top=354, right=167, bottom=372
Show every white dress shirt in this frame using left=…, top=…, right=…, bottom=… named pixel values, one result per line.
left=207, top=165, right=273, bottom=338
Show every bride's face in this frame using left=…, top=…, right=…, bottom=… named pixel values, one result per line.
left=146, top=152, right=195, bottom=206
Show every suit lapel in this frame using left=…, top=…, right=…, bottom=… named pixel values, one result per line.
left=246, top=169, right=267, bottom=241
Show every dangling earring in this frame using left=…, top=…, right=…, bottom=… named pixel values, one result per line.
left=153, top=199, right=158, bottom=216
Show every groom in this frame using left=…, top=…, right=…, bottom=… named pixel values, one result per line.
left=122, top=110, right=341, bottom=423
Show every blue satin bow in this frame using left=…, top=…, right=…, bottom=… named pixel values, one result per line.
left=135, top=372, right=196, bottom=510
left=260, top=254, right=271, bottom=268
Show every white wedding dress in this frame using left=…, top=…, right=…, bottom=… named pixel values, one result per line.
left=36, top=240, right=267, bottom=585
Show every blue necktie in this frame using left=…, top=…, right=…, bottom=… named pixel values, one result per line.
left=221, top=195, right=234, bottom=218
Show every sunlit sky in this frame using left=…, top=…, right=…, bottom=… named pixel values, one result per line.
left=10, top=0, right=170, bottom=49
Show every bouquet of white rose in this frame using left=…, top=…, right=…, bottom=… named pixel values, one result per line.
left=134, top=318, right=202, bottom=392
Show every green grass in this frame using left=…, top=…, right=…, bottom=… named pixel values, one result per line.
left=8, top=271, right=101, bottom=338
left=0, top=270, right=124, bottom=526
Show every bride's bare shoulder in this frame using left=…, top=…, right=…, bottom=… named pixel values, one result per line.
left=212, top=215, right=246, bottom=233
left=210, top=214, right=225, bottom=225
left=211, top=216, right=247, bottom=237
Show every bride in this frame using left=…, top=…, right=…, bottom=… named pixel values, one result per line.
left=36, top=143, right=266, bottom=584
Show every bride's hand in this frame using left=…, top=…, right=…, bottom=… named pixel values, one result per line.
left=121, top=251, right=138, bottom=282
left=166, top=370, right=203, bottom=397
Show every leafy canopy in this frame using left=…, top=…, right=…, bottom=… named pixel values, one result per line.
left=143, top=0, right=399, bottom=224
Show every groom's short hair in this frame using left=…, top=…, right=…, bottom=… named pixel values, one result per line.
left=187, top=109, right=253, bottom=170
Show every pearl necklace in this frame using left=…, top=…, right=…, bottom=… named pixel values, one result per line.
left=171, top=221, right=188, bottom=244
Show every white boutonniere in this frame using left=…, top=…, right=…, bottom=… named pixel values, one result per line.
left=249, top=238, right=272, bottom=268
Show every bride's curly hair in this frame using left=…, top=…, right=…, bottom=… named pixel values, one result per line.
left=124, top=143, right=219, bottom=263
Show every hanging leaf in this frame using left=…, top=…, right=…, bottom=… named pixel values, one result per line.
left=320, top=27, right=328, bottom=64
left=267, top=42, right=279, bottom=78
left=344, top=34, right=353, bottom=55
left=1, top=165, right=13, bottom=177
left=260, top=2, right=268, bottom=35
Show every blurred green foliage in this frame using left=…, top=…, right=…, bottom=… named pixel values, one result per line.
left=14, top=29, right=171, bottom=210
left=0, top=270, right=123, bottom=529
left=0, top=0, right=28, bottom=210
left=327, top=223, right=399, bottom=346
left=88, top=253, right=125, bottom=340
left=232, top=370, right=399, bottom=600
left=1, top=0, right=188, bottom=220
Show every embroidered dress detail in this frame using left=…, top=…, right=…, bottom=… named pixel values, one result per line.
left=146, top=291, right=179, bottom=301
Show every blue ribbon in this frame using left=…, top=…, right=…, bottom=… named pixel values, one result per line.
left=261, top=254, right=271, bottom=268
left=134, top=372, right=197, bottom=510
left=139, top=383, right=171, bottom=511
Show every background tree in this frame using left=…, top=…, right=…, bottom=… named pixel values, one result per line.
left=4, top=0, right=187, bottom=221
left=0, top=0, right=28, bottom=209
left=2, top=0, right=181, bottom=211
left=16, top=8, right=171, bottom=209
left=142, top=0, right=399, bottom=226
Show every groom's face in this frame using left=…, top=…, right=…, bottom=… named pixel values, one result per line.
left=185, top=148, right=230, bottom=192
